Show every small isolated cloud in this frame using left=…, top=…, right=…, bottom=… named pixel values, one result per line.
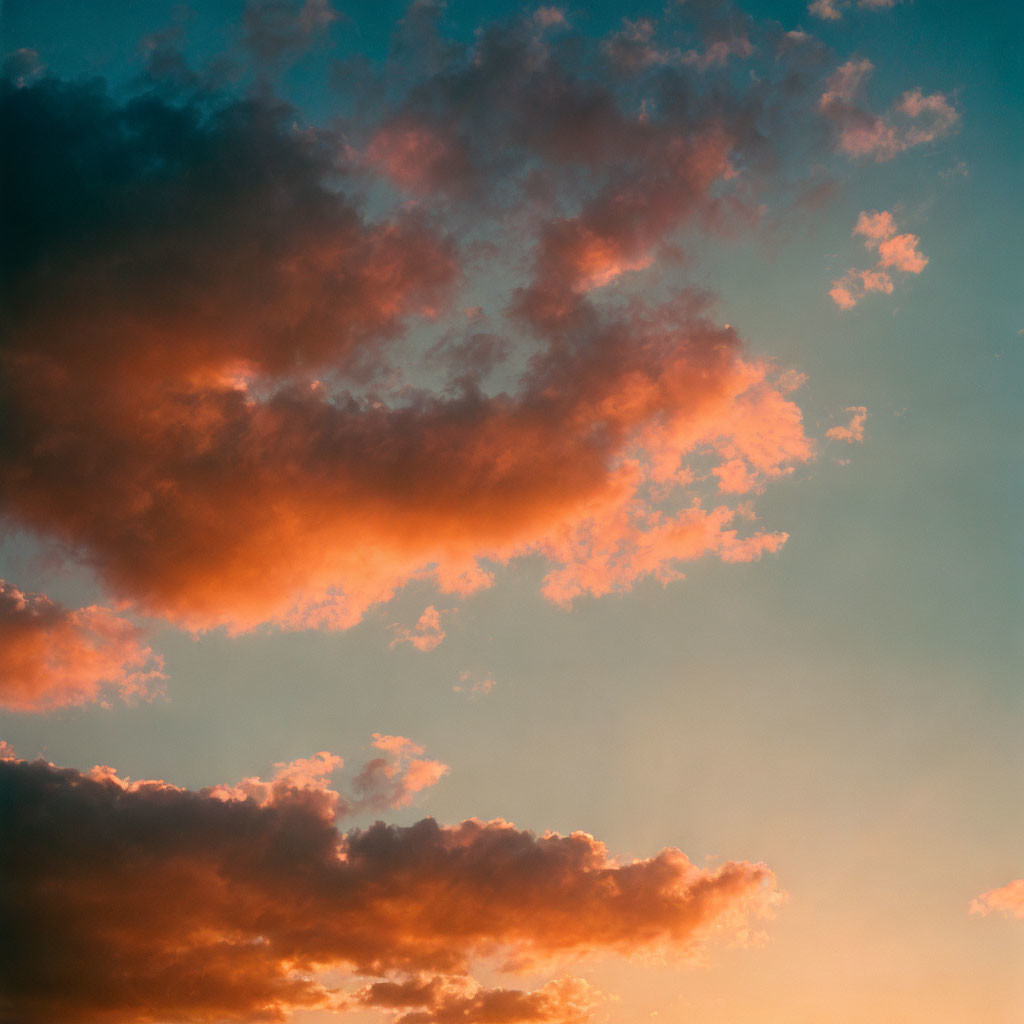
left=533, top=6, right=567, bottom=29
left=391, top=605, right=451, bottom=651
left=810, top=0, right=897, bottom=20
left=3, top=751, right=783, bottom=1024
left=830, top=210, right=927, bottom=309
left=826, top=406, right=867, bottom=443
left=820, top=60, right=958, bottom=161
left=453, top=670, right=497, bottom=697
left=969, top=878, right=1024, bottom=920
left=0, top=580, right=164, bottom=712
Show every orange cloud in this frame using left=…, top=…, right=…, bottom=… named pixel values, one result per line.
left=826, top=406, right=868, bottom=443
left=391, top=605, right=451, bottom=652
left=2, top=41, right=816, bottom=648
left=0, top=580, right=164, bottom=712
left=830, top=210, right=927, bottom=309
left=969, top=878, right=1024, bottom=920
left=354, top=974, right=600, bottom=1024
left=3, top=753, right=782, bottom=1023
left=820, top=60, right=958, bottom=161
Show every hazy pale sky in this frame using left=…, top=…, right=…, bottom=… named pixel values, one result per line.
left=2, top=2, right=1022, bottom=1022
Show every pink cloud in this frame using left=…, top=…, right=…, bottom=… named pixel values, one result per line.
left=0, top=580, right=164, bottom=712
left=876, top=233, right=928, bottom=273
left=969, top=878, right=1024, bottom=920
left=391, top=605, right=451, bottom=652
left=826, top=406, right=868, bottom=443
left=810, top=0, right=898, bottom=18
left=830, top=210, right=927, bottom=308
left=853, top=209, right=897, bottom=242
left=820, top=61, right=959, bottom=161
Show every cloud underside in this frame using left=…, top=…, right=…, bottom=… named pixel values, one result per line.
left=1, top=753, right=780, bottom=1023
left=0, top=17, right=820, bottom=649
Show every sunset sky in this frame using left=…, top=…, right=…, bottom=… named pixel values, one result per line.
left=2, top=1, right=1022, bottom=1022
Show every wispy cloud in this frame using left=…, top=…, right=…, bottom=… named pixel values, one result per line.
left=820, top=60, right=958, bottom=161
left=970, top=878, right=1024, bottom=920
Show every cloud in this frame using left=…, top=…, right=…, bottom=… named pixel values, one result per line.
left=969, top=878, right=1024, bottom=920
left=353, top=974, right=600, bottom=1024
left=391, top=606, right=451, bottom=652
left=242, top=0, right=338, bottom=62
left=0, top=580, right=164, bottom=712
left=829, top=210, right=927, bottom=309
left=0, top=16, right=826, bottom=642
left=809, top=0, right=897, bottom=20
left=819, top=60, right=958, bottom=161
left=826, top=406, right=868, bottom=443
left=200, top=734, right=447, bottom=818
left=2, top=753, right=782, bottom=1024
left=453, top=670, right=497, bottom=697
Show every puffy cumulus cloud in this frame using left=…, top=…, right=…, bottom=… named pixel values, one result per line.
left=969, top=878, right=1024, bottom=920
left=0, top=579, right=164, bottom=712
left=392, top=605, right=451, bottom=652
left=826, top=405, right=867, bottom=443
left=829, top=209, right=927, bottom=309
left=0, top=12, right=838, bottom=643
left=820, top=59, right=958, bottom=161
left=1, top=753, right=781, bottom=1024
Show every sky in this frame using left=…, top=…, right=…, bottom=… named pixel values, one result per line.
left=1, top=1, right=1022, bottom=1022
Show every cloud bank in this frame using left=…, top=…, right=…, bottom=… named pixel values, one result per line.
left=1, top=750, right=781, bottom=1023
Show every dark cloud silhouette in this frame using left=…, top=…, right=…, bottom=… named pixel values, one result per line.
left=1, top=753, right=780, bottom=1023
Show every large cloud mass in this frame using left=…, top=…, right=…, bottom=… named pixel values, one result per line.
left=0, top=13, right=819, bottom=641
left=0, top=751, right=781, bottom=1023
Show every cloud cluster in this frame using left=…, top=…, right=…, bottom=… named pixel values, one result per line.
left=392, top=605, right=451, bottom=652
left=826, top=405, right=867, bottom=442
left=1, top=751, right=781, bottom=1023
left=0, top=580, right=164, bottom=711
left=820, top=59, right=958, bottom=161
left=970, top=878, right=1024, bottom=920
left=829, top=209, right=928, bottom=309
left=1, top=26, right=817, bottom=645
